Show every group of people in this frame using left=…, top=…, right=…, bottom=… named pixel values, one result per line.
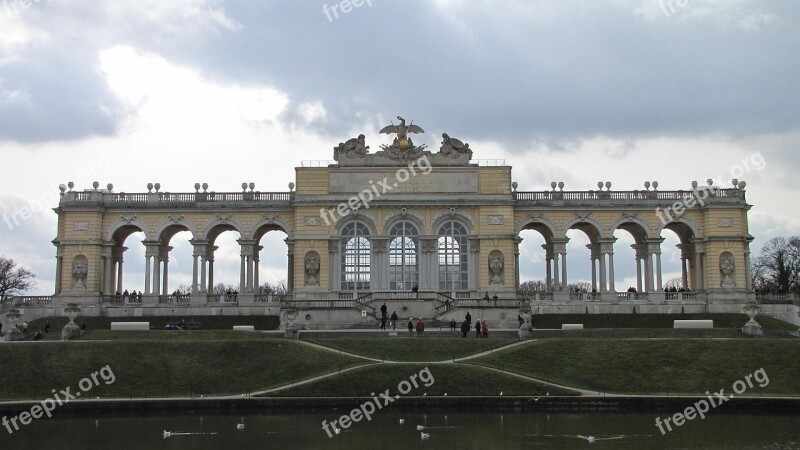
left=379, top=303, right=400, bottom=331
left=116, top=290, right=144, bottom=301
left=457, top=312, right=489, bottom=338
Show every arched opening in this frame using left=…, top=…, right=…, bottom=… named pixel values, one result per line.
left=110, top=225, right=146, bottom=296
left=254, top=225, right=289, bottom=297
left=565, top=229, right=592, bottom=293
left=157, top=225, right=194, bottom=298
left=206, top=226, right=243, bottom=296
left=518, top=228, right=548, bottom=293
left=661, top=222, right=699, bottom=291
left=612, top=221, right=651, bottom=293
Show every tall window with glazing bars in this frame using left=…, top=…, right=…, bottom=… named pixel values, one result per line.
left=341, top=221, right=371, bottom=291
left=388, top=221, right=419, bottom=290
left=438, top=220, right=468, bottom=291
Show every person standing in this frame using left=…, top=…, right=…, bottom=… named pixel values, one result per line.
left=415, top=317, right=425, bottom=337
left=465, top=311, right=472, bottom=326
left=380, top=315, right=387, bottom=330
left=390, top=311, right=398, bottom=331
left=461, top=320, right=469, bottom=338
left=475, top=320, right=481, bottom=338
left=407, top=318, right=414, bottom=337
left=481, top=319, right=489, bottom=338
left=450, top=319, right=457, bottom=332
left=380, top=303, right=387, bottom=319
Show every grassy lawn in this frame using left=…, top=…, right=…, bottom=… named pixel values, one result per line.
left=528, top=328, right=786, bottom=339
left=26, top=315, right=280, bottom=331
left=474, top=339, right=800, bottom=396
left=530, top=313, right=797, bottom=331
left=0, top=339, right=362, bottom=400
left=272, top=363, right=577, bottom=397
left=307, top=338, right=517, bottom=362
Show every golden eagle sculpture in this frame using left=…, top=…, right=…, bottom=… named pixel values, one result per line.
left=379, top=115, right=425, bottom=151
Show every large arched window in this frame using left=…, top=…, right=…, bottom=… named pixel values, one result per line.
left=388, top=221, right=419, bottom=290
left=438, top=220, right=468, bottom=291
left=340, top=221, right=371, bottom=291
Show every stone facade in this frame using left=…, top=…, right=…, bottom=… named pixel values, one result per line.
left=42, top=127, right=755, bottom=326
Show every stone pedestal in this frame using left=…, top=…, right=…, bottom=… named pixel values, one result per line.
left=742, top=320, right=763, bottom=336
left=4, top=326, right=24, bottom=342
left=741, top=300, right=763, bottom=337
left=517, top=323, right=533, bottom=339
left=62, top=322, right=81, bottom=340
left=284, top=324, right=299, bottom=339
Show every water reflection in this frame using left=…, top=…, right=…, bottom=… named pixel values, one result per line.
left=4, top=410, right=798, bottom=449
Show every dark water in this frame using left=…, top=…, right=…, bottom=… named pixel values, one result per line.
left=2, top=410, right=798, bottom=449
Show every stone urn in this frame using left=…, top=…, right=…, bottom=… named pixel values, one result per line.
left=61, top=304, right=82, bottom=341
left=741, top=299, right=763, bottom=337
left=489, top=255, right=504, bottom=285
left=3, top=309, right=24, bottom=342
left=305, top=257, right=320, bottom=286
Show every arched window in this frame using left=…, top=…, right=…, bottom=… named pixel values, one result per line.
left=340, top=221, right=371, bottom=291
left=388, top=221, right=419, bottom=291
left=438, top=220, right=468, bottom=291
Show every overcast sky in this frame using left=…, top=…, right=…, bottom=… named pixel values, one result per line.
left=1, top=0, right=798, bottom=295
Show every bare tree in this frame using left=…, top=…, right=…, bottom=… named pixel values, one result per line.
left=518, top=280, right=547, bottom=293
left=212, top=283, right=238, bottom=295
left=0, top=256, right=36, bottom=302
left=752, top=237, right=800, bottom=294
left=259, top=280, right=288, bottom=295
left=567, top=281, right=592, bottom=292
left=663, top=277, right=684, bottom=290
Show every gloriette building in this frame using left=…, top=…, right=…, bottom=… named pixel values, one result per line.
left=35, top=116, right=755, bottom=326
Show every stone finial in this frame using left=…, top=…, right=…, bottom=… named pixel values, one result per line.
left=605, top=181, right=611, bottom=189
left=644, top=181, right=651, bottom=190
left=202, top=183, right=208, bottom=192
left=242, top=182, right=248, bottom=192
left=597, top=181, right=603, bottom=190
left=92, top=181, right=100, bottom=190
left=147, top=183, right=153, bottom=193
left=107, top=183, right=113, bottom=192
left=288, top=182, right=295, bottom=191
left=59, top=184, right=67, bottom=195
left=154, top=183, right=161, bottom=192
left=558, top=181, right=564, bottom=191
left=550, top=181, right=557, bottom=191
left=691, top=180, right=698, bottom=189
left=652, top=181, right=658, bottom=190
left=512, top=181, right=518, bottom=192
left=194, top=183, right=201, bottom=192
left=738, top=181, right=747, bottom=189
left=67, top=181, right=74, bottom=191
left=249, top=182, right=255, bottom=191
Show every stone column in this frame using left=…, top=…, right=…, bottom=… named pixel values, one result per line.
left=692, top=240, right=706, bottom=291
left=744, top=245, right=753, bottom=291
left=161, top=245, right=172, bottom=296
left=101, top=245, right=113, bottom=295
left=542, top=243, right=554, bottom=291
left=469, top=237, right=480, bottom=292
left=254, top=245, right=262, bottom=292
left=645, top=239, right=665, bottom=292
left=587, top=244, right=598, bottom=292
left=55, top=255, right=64, bottom=295
left=329, top=238, right=339, bottom=291
left=286, top=239, right=295, bottom=294
left=190, top=240, right=207, bottom=294
left=553, top=253, right=560, bottom=291
left=608, top=252, right=616, bottom=292
left=598, top=253, right=607, bottom=292
left=200, top=255, right=207, bottom=293
left=514, top=237, right=522, bottom=291
left=599, top=239, right=616, bottom=293
left=208, top=247, right=217, bottom=293
left=115, top=247, right=126, bottom=294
